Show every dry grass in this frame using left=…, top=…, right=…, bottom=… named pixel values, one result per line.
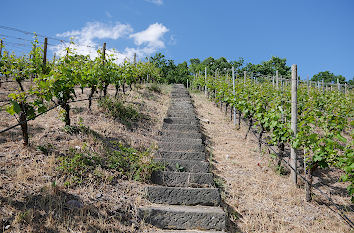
left=0, top=82, right=170, bottom=232
left=192, top=91, right=353, bottom=233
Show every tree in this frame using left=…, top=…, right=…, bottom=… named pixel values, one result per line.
left=238, top=56, right=290, bottom=78
left=348, top=77, right=354, bottom=85
left=261, top=56, right=290, bottom=76
left=311, top=71, right=346, bottom=84
left=189, top=58, right=202, bottom=74
left=229, top=57, right=244, bottom=70
left=166, top=61, right=189, bottom=84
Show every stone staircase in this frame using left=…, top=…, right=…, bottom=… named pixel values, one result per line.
left=139, top=84, right=227, bottom=232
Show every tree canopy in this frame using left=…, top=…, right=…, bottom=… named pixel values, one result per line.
left=311, top=71, right=346, bottom=84
left=148, top=52, right=351, bottom=85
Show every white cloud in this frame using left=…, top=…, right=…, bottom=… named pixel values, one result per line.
left=130, top=23, right=169, bottom=49
left=52, top=21, right=170, bottom=63
left=56, top=22, right=132, bottom=42
left=145, top=0, right=163, bottom=5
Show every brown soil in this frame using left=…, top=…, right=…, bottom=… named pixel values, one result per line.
left=192, top=91, right=353, bottom=233
left=0, top=82, right=170, bottom=232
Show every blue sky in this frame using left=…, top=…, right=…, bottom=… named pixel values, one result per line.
left=1, top=0, right=354, bottom=80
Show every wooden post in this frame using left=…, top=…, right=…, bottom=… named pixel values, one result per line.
left=187, top=79, right=189, bottom=89
left=244, top=71, right=247, bottom=83
left=102, top=42, right=106, bottom=62
left=276, top=70, right=279, bottom=89
left=134, top=53, right=136, bottom=65
left=304, top=148, right=312, bottom=202
left=280, top=75, right=283, bottom=89
left=337, top=78, right=340, bottom=91
left=345, top=83, right=347, bottom=95
left=0, top=39, right=3, bottom=57
left=204, top=67, right=207, bottom=96
left=232, top=67, right=236, bottom=126
left=290, top=64, right=298, bottom=185
left=322, top=79, right=325, bottom=93
left=272, top=76, right=275, bottom=87
left=43, top=37, right=48, bottom=72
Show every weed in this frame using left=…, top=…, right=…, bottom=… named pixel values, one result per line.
left=72, top=106, right=85, bottom=114
left=214, top=177, right=225, bottom=190
left=175, top=163, right=185, bottom=172
left=107, top=142, right=163, bottom=181
left=147, top=83, right=161, bottom=94
left=275, top=165, right=288, bottom=176
left=98, top=97, right=141, bottom=127
left=230, top=211, right=241, bottom=221
left=135, top=83, right=143, bottom=89
left=62, top=125, right=81, bottom=134
left=14, top=210, right=33, bottom=224
left=58, top=148, right=101, bottom=178
left=37, top=143, right=54, bottom=155
left=57, top=143, right=163, bottom=186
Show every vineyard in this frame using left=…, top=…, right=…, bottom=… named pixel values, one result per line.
left=0, top=37, right=161, bottom=145
left=0, top=36, right=172, bottom=232
left=1, top=34, right=353, bottom=231
left=191, top=68, right=354, bottom=217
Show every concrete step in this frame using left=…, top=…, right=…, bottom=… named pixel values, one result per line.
left=168, top=108, right=195, bottom=113
left=170, top=98, right=191, bottom=102
left=170, top=101, right=193, bottom=105
left=163, top=117, right=198, bottom=125
left=162, top=124, right=199, bottom=132
left=166, top=112, right=196, bottom=118
left=138, top=204, right=226, bottom=231
left=158, top=142, right=204, bottom=152
left=168, top=107, right=194, bottom=112
left=170, top=98, right=190, bottom=101
left=169, top=103, right=193, bottom=107
left=154, top=158, right=209, bottom=173
left=169, top=104, right=194, bottom=108
left=151, top=171, right=213, bottom=187
left=152, top=230, right=225, bottom=233
left=146, top=186, right=220, bottom=206
left=156, top=151, right=206, bottom=161
left=158, top=137, right=202, bottom=145
left=160, top=130, right=202, bottom=139
left=167, top=109, right=197, bottom=118
left=171, top=95, right=190, bottom=98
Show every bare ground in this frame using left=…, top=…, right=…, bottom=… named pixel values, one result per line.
left=192, top=91, right=353, bottom=233
left=0, top=82, right=170, bottom=232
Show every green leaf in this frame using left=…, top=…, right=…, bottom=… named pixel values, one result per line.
left=6, top=101, right=21, bottom=115
left=334, top=134, right=347, bottom=143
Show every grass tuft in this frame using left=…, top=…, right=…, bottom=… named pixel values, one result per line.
left=147, top=83, right=162, bottom=94
left=98, top=97, right=141, bottom=128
